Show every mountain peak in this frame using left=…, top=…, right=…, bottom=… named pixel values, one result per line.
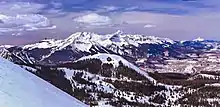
left=193, top=37, right=204, bottom=42
left=114, top=30, right=124, bottom=35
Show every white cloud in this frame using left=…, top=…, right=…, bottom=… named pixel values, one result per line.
left=51, top=2, right=62, bottom=8
left=102, top=6, right=118, bottom=11
left=0, top=14, right=55, bottom=32
left=74, top=13, right=112, bottom=26
left=0, top=2, right=45, bottom=15
left=144, top=24, right=156, bottom=28
left=0, top=2, right=57, bottom=33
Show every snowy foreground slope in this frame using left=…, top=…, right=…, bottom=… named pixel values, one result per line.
left=0, top=57, right=87, bottom=107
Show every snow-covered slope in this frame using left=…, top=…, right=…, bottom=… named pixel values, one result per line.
left=78, top=53, right=156, bottom=83
left=0, top=57, right=87, bottom=107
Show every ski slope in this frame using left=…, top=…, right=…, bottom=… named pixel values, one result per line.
left=0, top=57, right=87, bottom=107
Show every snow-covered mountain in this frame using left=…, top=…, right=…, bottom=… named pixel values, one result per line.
left=23, top=30, right=174, bottom=50
left=0, top=56, right=87, bottom=107
left=1, top=31, right=220, bottom=106
left=0, top=31, right=176, bottom=64
left=2, top=31, right=220, bottom=66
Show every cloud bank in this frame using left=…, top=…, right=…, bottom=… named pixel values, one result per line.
left=0, top=2, right=55, bottom=34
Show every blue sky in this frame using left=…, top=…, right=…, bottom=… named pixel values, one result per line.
left=45, top=0, right=220, bottom=40
left=1, top=0, right=220, bottom=44
left=39, top=0, right=220, bottom=14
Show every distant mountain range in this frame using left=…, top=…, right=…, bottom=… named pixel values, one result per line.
left=1, top=31, right=220, bottom=106
left=1, top=30, right=220, bottom=65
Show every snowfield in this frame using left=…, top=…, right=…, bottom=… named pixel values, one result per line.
left=0, top=57, right=87, bottom=107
